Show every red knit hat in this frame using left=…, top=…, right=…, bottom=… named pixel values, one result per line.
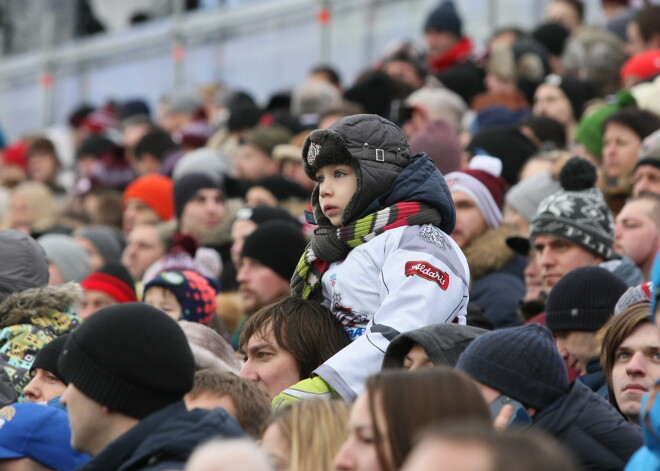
left=122, top=174, right=174, bottom=221
left=620, top=49, right=660, bottom=85
left=81, top=263, right=137, bottom=303
left=2, top=141, right=28, bottom=169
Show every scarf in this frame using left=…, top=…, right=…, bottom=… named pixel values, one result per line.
left=291, top=201, right=443, bottom=301
left=428, top=36, right=473, bottom=74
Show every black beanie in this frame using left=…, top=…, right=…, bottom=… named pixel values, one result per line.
left=31, top=335, right=70, bottom=384
left=543, top=74, right=593, bottom=120
left=424, top=0, right=462, bottom=36
left=174, top=172, right=223, bottom=220
left=241, top=221, right=307, bottom=281
left=58, top=303, right=194, bottom=419
left=546, top=266, right=628, bottom=333
left=235, top=205, right=300, bottom=227
left=532, top=22, right=570, bottom=57
left=456, top=324, right=569, bottom=411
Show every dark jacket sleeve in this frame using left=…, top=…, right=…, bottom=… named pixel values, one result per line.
left=0, top=363, right=17, bottom=407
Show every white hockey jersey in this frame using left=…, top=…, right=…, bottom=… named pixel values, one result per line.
left=314, top=223, right=470, bottom=400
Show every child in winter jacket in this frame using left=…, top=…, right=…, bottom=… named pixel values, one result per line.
left=276, top=114, right=470, bottom=406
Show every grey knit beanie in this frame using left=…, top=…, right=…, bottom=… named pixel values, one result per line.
left=456, top=324, right=569, bottom=411
left=75, top=225, right=124, bottom=265
left=37, top=234, right=90, bottom=283
left=505, top=170, right=560, bottom=222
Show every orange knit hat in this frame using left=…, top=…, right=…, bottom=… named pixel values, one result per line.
left=122, top=174, right=174, bottom=221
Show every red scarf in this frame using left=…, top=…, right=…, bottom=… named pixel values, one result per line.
left=428, top=37, right=473, bottom=74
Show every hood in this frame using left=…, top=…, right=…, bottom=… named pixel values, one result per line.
left=382, top=324, right=487, bottom=369
left=464, top=225, right=521, bottom=282
left=360, top=153, right=456, bottom=234
left=120, top=404, right=245, bottom=471
left=0, top=283, right=82, bottom=328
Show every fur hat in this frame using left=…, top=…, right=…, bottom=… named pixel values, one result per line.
left=178, top=320, right=241, bottom=373
left=302, top=114, right=413, bottom=226
left=530, top=157, right=615, bottom=261
left=637, top=128, right=660, bottom=171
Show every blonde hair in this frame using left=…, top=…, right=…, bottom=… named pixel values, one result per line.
left=265, top=399, right=350, bottom=471
left=8, top=181, right=56, bottom=232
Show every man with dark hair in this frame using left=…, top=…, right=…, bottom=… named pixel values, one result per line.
left=546, top=0, right=584, bottom=32
left=185, top=370, right=271, bottom=440
left=133, top=129, right=179, bottom=176
left=236, top=221, right=307, bottom=316
left=58, top=303, right=244, bottom=469
left=456, top=324, right=643, bottom=470
left=238, top=296, right=350, bottom=403
left=627, top=5, right=660, bottom=55
left=545, top=266, right=628, bottom=396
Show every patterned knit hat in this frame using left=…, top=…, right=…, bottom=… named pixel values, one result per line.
left=143, top=270, right=218, bottom=326
left=530, top=157, right=615, bottom=261
left=456, top=324, right=569, bottom=411
left=545, top=266, right=628, bottom=332
left=445, top=155, right=508, bottom=228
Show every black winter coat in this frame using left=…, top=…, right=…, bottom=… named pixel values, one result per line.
left=534, top=380, right=642, bottom=471
left=78, top=401, right=245, bottom=471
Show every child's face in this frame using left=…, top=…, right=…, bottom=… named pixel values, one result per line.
left=316, top=164, right=357, bottom=227
left=143, top=286, right=182, bottom=321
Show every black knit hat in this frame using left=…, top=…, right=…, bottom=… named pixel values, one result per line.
left=241, top=221, right=307, bottom=281
left=302, top=114, right=413, bottom=226
left=30, top=335, right=69, bottom=384
left=174, top=172, right=223, bottom=220
left=456, top=324, right=569, bottom=411
left=546, top=266, right=627, bottom=333
left=424, top=1, right=462, bottom=36
left=532, top=22, right=570, bottom=57
left=58, top=303, right=194, bottom=419
left=543, top=74, right=593, bottom=120
left=530, top=157, right=615, bottom=261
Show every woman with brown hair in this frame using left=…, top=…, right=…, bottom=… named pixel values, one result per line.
left=334, top=367, right=492, bottom=471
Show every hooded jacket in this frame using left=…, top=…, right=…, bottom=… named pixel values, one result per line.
left=0, top=283, right=81, bottom=404
left=314, top=154, right=470, bottom=400
left=381, top=323, right=486, bottom=369
left=78, top=401, right=245, bottom=471
left=534, top=380, right=642, bottom=471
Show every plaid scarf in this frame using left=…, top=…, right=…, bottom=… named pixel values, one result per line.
left=291, top=202, right=443, bottom=301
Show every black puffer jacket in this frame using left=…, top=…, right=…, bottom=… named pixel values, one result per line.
left=534, top=380, right=642, bottom=471
left=78, top=402, right=245, bottom=471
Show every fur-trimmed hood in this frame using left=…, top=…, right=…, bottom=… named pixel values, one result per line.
left=0, top=282, right=82, bottom=328
left=464, top=225, right=522, bottom=282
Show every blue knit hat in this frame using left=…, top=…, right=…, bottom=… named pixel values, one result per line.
left=424, top=1, right=462, bottom=37
left=456, top=324, right=569, bottom=411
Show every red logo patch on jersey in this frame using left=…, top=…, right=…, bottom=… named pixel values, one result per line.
left=404, top=261, right=449, bottom=290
